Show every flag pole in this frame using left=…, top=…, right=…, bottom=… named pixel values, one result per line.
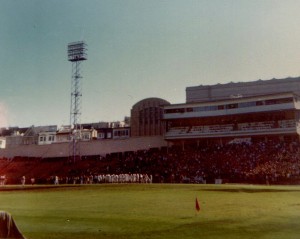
left=195, top=197, right=200, bottom=216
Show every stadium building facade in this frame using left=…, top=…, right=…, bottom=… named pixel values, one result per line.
left=163, top=77, right=300, bottom=146
left=130, top=98, right=170, bottom=137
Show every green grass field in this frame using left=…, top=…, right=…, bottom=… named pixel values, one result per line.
left=0, top=184, right=300, bottom=239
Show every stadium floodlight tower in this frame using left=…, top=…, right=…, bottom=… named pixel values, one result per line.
left=67, top=41, right=87, bottom=163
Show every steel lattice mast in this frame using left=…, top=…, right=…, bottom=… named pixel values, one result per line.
left=67, top=41, right=87, bottom=163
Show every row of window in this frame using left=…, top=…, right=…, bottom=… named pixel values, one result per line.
left=113, top=129, right=129, bottom=137
left=39, top=130, right=130, bottom=143
left=164, top=97, right=294, bottom=114
left=39, top=135, right=55, bottom=142
left=97, top=129, right=130, bottom=139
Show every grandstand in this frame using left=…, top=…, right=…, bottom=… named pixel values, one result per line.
left=164, top=78, right=300, bottom=146
left=0, top=77, right=300, bottom=184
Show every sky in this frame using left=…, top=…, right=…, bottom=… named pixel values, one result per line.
left=1, top=0, right=300, bottom=128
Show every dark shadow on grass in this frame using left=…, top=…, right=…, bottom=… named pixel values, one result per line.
left=0, top=185, right=79, bottom=191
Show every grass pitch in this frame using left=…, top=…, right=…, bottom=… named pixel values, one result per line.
left=0, top=184, right=299, bottom=239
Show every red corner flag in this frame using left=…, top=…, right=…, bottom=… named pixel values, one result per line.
left=195, top=197, right=200, bottom=212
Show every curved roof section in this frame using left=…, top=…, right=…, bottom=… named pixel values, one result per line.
left=132, top=97, right=170, bottom=109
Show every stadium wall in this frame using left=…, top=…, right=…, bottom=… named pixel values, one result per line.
left=0, top=136, right=168, bottom=159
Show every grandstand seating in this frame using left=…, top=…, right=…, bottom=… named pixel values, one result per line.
left=0, top=138, right=299, bottom=185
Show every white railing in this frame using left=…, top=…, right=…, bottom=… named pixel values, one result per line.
left=165, top=120, right=296, bottom=138
left=190, top=124, right=234, bottom=133
left=278, top=120, right=295, bottom=128
left=238, top=121, right=274, bottom=131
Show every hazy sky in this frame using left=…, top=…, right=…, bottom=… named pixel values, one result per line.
left=1, top=0, right=300, bottom=128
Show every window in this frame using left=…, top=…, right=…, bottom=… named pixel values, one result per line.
left=82, top=133, right=90, bottom=140
left=48, top=135, right=55, bottom=141
left=239, top=102, right=256, bottom=108
left=39, top=136, right=46, bottom=142
left=226, top=103, right=238, bottom=109
left=98, top=132, right=105, bottom=139
left=164, top=108, right=185, bottom=114
left=194, top=106, right=218, bottom=112
left=265, top=97, right=293, bottom=105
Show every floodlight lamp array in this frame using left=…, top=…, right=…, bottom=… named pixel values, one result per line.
left=68, top=41, right=87, bottom=62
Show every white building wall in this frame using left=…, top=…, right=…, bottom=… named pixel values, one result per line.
left=0, top=138, right=6, bottom=149
left=38, top=132, right=56, bottom=145
left=0, top=136, right=168, bottom=159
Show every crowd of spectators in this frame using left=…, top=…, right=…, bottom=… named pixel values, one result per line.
left=110, top=139, right=300, bottom=184
left=0, top=138, right=300, bottom=185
